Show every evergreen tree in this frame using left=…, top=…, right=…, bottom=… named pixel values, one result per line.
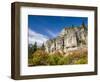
left=41, top=43, right=45, bottom=51
left=62, top=37, right=65, bottom=50
left=33, top=42, right=37, bottom=52
left=81, top=21, right=87, bottom=30
left=54, top=39, right=56, bottom=51
left=82, top=21, right=85, bottom=27
left=82, top=21, right=86, bottom=29
left=28, top=45, right=32, bottom=58
left=72, top=25, right=74, bottom=28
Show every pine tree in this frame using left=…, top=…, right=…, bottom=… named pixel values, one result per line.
left=62, top=37, right=64, bottom=50
left=41, top=43, right=45, bottom=51
left=82, top=21, right=86, bottom=29
left=33, top=42, right=37, bottom=52
left=81, top=21, right=87, bottom=30
left=72, top=25, right=74, bottom=28
left=28, top=44, right=33, bottom=58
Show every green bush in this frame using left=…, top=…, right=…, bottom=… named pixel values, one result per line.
left=75, top=57, right=88, bottom=64
left=46, top=55, right=56, bottom=65
left=58, top=56, right=71, bottom=65
left=47, top=54, right=62, bottom=65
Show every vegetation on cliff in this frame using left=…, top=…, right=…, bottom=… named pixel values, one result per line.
left=28, top=47, right=87, bottom=66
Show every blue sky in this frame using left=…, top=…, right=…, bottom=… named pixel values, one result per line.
left=28, top=15, right=87, bottom=45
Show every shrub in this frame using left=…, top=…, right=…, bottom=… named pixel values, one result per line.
left=46, top=55, right=56, bottom=65
left=47, top=53, right=62, bottom=65
left=32, top=50, right=48, bottom=66
left=58, top=56, right=71, bottom=65
left=28, top=49, right=88, bottom=66
left=75, top=57, right=88, bottom=64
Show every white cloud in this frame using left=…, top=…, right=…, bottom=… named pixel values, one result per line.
left=28, top=28, right=48, bottom=46
left=46, top=29, right=56, bottom=37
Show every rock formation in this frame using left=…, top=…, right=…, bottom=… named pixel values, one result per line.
left=45, top=22, right=87, bottom=54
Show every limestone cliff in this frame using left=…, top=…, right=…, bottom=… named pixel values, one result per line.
left=45, top=23, right=87, bottom=54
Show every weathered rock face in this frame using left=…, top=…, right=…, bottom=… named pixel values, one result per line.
left=45, top=23, right=87, bottom=54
